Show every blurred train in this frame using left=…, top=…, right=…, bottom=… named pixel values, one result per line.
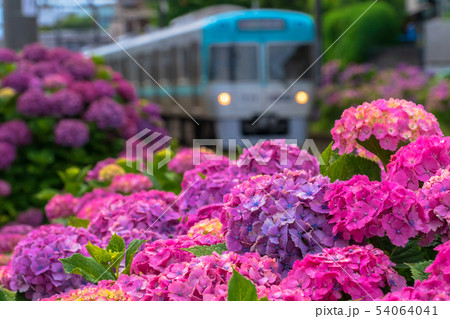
left=85, top=6, right=316, bottom=145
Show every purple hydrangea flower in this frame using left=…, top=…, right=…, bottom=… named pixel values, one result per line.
left=70, top=81, right=97, bottom=103
left=21, top=43, right=48, bottom=62
left=45, top=194, right=79, bottom=220
left=0, top=120, right=32, bottom=146
left=88, top=190, right=181, bottom=245
left=17, top=88, right=51, bottom=117
left=0, top=179, right=11, bottom=197
left=85, top=97, right=126, bottom=129
left=0, top=142, right=17, bottom=170
left=223, top=169, right=345, bottom=276
left=0, top=48, right=18, bottom=63
left=93, top=80, right=116, bottom=99
left=54, top=119, right=90, bottom=148
left=0, top=224, right=34, bottom=254
left=15, top=208, right=44, bottom=227
left=115, top=80, right=137, bottom=102
left=42, top=74, right=70, bottom=91
left=47, top=47, right=74, bottom=63
left=9, top=224, right=102, bottom=300
left=2, top=71, right=33, bottom=93
left=48, top=89, right=83, bottom=116
left=64, top=55, right=95, bottom=80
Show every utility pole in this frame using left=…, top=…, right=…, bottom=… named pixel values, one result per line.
left=314, top=0, right=322, bottom=87
left=3, top=0, right=38, bottom=50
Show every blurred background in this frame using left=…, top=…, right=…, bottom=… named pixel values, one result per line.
left=1, top=0, right=450, bottom=147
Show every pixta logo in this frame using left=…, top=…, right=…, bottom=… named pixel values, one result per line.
left=126, top=129, right=172, bottom=175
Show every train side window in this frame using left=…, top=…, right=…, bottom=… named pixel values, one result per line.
left=148, top=51, right=159, bottom=85
left=178, top=47, right=189, bottom=84
left=120, top=58, right=130, bottom=80
left=137, top=54, right=145, bottom=87
left=169, top=47, right=177, bottom=84
left=188, top=42, right=200, bottom=84
left=160, top=50, right=170, bottom=83
left=209, top=45, right=258, bottom=82
left=268, top=44, right=313, bottom=81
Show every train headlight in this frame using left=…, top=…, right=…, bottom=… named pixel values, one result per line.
left=218, top=92, right=231, bottom=106
left=295, top=91, right=309, bottom=104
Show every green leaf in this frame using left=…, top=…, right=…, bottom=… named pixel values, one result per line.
left=60, top=254, right=115, bottom=283
left=227, top=269, right=258, bottom=301
left=86, top=242, right=113, bottom=266
left=259, top=296, right=269, bottom=301
left=122, top=239, right=147, bottom=275
left=319, top=142, right=334, bottom=175
left=197, top=172, right=206, bottom=180
left=406, top=261, right=433, bottom=282
left=181, top=243, right=228, bottom=257
left=0, top=287, right=16, bottom=301
left=67, top=216, right=90, bottom=229
left=34, top=188, right=59, bottom=201
left=107, top=234, right=126, bottom=253
left=323, top=153, right=381, bottom=182
left=357, top=135, right=407, bottom=169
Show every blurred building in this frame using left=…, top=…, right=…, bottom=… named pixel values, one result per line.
left=109, top=0, right=156, bottom=38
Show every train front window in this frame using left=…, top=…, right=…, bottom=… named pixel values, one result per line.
left=268, top=44, right=312, bottom=81
left=209, top=45, right=258, bottom=82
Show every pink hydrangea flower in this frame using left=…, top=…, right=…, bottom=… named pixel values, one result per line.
left=45, top=194, right=79, bottom=220
left=143, top=251, right=281, bottom=301
left=0, top=263, right=12, bottom=289
left=109, top=173, right=152, bottom=194
left=387, top=135, right=450, bottom=190
left=332, top=98, right=442, bottom=155
left=0, top=224, right=34, bottom=254
left=325, top=175, right=430, bottom=246
left=280, top=245, right=406, bottom=301
left=168, top=147, right=223, bottom=174
left=131, top=234, right=223, bottom=277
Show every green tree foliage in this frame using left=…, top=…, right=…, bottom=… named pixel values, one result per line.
left=323, top=1, right=400, bottom=63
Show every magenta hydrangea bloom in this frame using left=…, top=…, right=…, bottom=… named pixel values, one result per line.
left=17, top=88, right=50, bottom=117
left=47, top=47, right=73, bottom=63
left=0, top=120, right=32, bottom=146
left=21, top=43, right=48, bottom=62
left=223, top=169, right=344, bottom=276
left=48, top=89, right=83, bottom=116
left=0, top=224, right=34, bottom=254
left=85, top=97, right=126, bottom=129
left=92, top=79, right=115, bottom=99
left=326, top=175, right=430, bottom=246
left=42, top=74, right=70, bottom=91
left=168, top=148, right=221, bottom=174
left=382, top=241, right=450, bottom=300
left=332, top=98, right=442, bottom=155
left=280, top=245, right=406, bottom=301
left=54, top=119, right=89, bottom=148
left=418, top=166, right=450, bottom=242
left=69, top=81, right=97, bottom=103
left=115, top=80, right=137, bottom=102
left=131, top=234, right=223, bottom=276
left=0, top=142, right=16, bottom=170
left=45, top=194, right=79, bottom=220
left=9, top=224, right=102, bottom=300
left=237, top=139, right=320, bottom=177
left=0, top=179, right=11, bottom=197
left=64, top=55, right=95, bottom=80
left=178, top=203, right=224, bottom=234
left=143, top=251, right=280, bottom=301
left=109, top=173, right=152, bottom=194
left=267, top=285, right=310, bottom=301
left=0, top=48, right=18, bottom=63
left=87, top=191, right=180, bottom=244
left=2, top=70, right=33, bottom=93
left=75, top=190, right=118, bottom=221
left=386, top=135, right=450, bottom=190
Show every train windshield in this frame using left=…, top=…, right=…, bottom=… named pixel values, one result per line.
left=268, top=44, right=312, bottom=81
left=209, top=45, right=258, bottom=82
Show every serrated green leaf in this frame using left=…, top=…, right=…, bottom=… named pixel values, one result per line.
left=324, top=153, right=381, bottom=182
left=0, top=287, right=16, bottom=301
left=60, top=253, right=115, bottom=283
left=319, top=142, right=334, bottom=175
left=122, top=239, right=147, bottom=275
left=67, top=216, right=90, bottom=228
left=86, top=242, right=113, bottom=266
left=181, top=243, right=228, bottom=257
left=406, top=261, right=433, bottom=281
left=227, top=269, right=258, bottom=301
left=107, top=234, right=126, bottom=253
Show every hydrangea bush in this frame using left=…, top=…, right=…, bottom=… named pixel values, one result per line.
left=0, top=44, right=165, bottom=224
